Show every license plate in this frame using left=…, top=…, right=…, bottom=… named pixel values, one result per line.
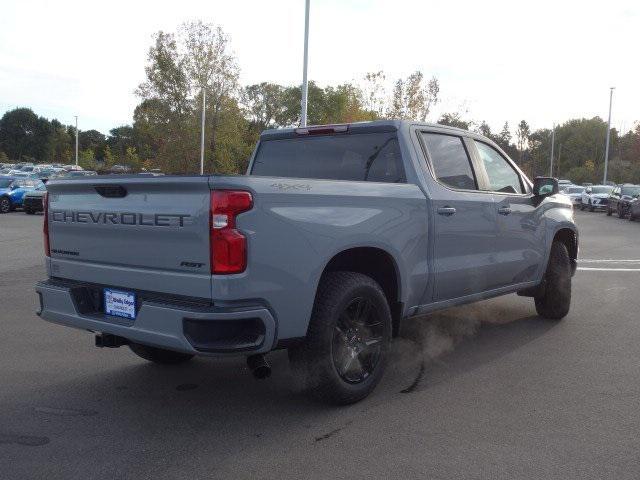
left=104, top=289, right=136, bottom=320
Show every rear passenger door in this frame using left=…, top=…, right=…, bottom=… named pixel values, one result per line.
left=470, top=140, right=545, bottom=287
left=417, top=131, right=500, bottom=303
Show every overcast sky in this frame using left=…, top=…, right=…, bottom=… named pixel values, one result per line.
left=0, top=0, right=637, bottom=135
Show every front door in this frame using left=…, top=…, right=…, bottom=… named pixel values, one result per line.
left=471, top=140, right=545, bottom=287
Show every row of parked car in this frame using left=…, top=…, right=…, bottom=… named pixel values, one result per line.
left=559, top=180, right=640, bottom=221
left=0, top=163, right=166, bottom=214
left=0, top=163, right=100, bottom=214
left=0, top=162, right=97, bottom=182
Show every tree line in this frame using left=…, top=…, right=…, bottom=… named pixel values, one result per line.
left=1, top=20, right=639, bottom=184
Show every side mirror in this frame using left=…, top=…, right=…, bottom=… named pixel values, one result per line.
left=533, top=177, right=559, bottom=197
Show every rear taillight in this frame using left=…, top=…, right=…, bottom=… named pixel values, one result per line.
left=210, top=190, right=253, bottom=274
left=43, top=191, right=50, bottom=257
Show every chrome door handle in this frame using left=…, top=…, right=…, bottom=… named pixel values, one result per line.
left=498, top=206, right=512, bottom=215
left=437, top=206, right=457, bottom=216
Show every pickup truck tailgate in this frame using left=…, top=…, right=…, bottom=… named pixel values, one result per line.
left=45, top=176, right=212, bottom=298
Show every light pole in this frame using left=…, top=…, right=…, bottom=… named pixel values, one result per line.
left=300, top=0, right=310, bottom=127
left=603, top=87, right=615, bottom=184
left=74, top=116, right=79, bottom=166
left=200, top=88, right=206, bottom=175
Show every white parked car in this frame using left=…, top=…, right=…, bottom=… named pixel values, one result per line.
left=580, top=185, right=614, bottom=212
left=562, top=185, right=585, bottom=208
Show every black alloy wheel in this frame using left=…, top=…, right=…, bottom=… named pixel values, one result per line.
left=0, top=197, right=10, bottom=214
left=332, top=296, right=384, bottom=384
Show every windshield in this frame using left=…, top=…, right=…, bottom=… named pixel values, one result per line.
left=591, top=186, right=613, bottom=194
left=0, top=178, right=14, bottom=188
left=621, top=186, right=640, bottom=196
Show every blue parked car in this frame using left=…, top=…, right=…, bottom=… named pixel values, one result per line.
left=0, top=176, right=44, bottom=213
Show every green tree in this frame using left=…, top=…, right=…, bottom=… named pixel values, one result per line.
left=516, top=120, right=530, bottom=162
left=241, top=82, right=286, bottom=131
left=0, top=108, right=51, bottom=161
left=124, top=146, right=141, bottom=171
left=78, top=149, right=96, bottom=170
left=387, top=71, right=439, bottom=121
left=438, top=112, right=472, bottom=130
left=137, top=21, right=243, bottom=173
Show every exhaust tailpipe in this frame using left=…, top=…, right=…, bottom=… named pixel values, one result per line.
left=247, top=354, right=271, bottom=379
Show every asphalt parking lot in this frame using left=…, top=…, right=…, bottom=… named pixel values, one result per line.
left=1, top=209, right=639, bottom=479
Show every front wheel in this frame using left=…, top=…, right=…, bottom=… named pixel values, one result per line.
left=24, top=207, right=34, bottom=215
left=129, top=343, right=194, bottom=365
left=580, top=203, right=585, bottom=211
left=618, top=205, right=625, bottom=218
left=629, top=210, right=636, bottom=222
left=289, top=272, right=392, bottom=405
left=535, top=242, right=572, bottom=320
left=607, top=206, right=612, bottom=216
left=0, top=197, right=10, bottom=214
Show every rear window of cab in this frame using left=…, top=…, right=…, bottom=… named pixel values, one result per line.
left=251, top=133, right=406, bottom=183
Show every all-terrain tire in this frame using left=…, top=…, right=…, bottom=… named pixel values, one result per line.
left=535, top=241, right=572, bottom=320
left=129, top=343, right=194, bottom=365
left=288, top=271, right=392, bottom=405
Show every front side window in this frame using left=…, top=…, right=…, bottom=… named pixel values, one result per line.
left=475, top=141, right=524, bottom=194
left=421, top=133, right=477, bottom=190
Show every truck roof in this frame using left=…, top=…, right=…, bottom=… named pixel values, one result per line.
left=260, top=120, right=472, bottom=140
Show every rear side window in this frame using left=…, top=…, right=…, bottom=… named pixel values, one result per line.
left=421, top=133, right=477, bottom=190
left=251, top=133, right=405, bottom=183
left=475, top=141, right=524, bottom=194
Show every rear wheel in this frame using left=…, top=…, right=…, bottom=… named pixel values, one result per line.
left=289, top=272, right=392, bottom=405
left=535, top=242, right=572, bottom=320
left=0, top=197, right=10, bottom=214
left=24, top=207, right=34, bottom=215
left=129, top=343, right=194, bottom=365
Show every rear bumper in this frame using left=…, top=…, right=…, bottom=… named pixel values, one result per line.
left=23, top=196, right=43, bottom=210
left=35, top=279, right=277, bottom=356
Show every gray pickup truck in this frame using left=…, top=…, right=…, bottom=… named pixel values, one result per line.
left=36, top=120, right=578, bottom=404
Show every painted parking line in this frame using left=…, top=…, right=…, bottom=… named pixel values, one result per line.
left=578, top=267, right=640, bottom=272
left=580, top=259, right=640, bottom=264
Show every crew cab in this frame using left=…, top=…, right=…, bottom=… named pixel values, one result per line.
left=36, top=121, right=578, bottom=404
